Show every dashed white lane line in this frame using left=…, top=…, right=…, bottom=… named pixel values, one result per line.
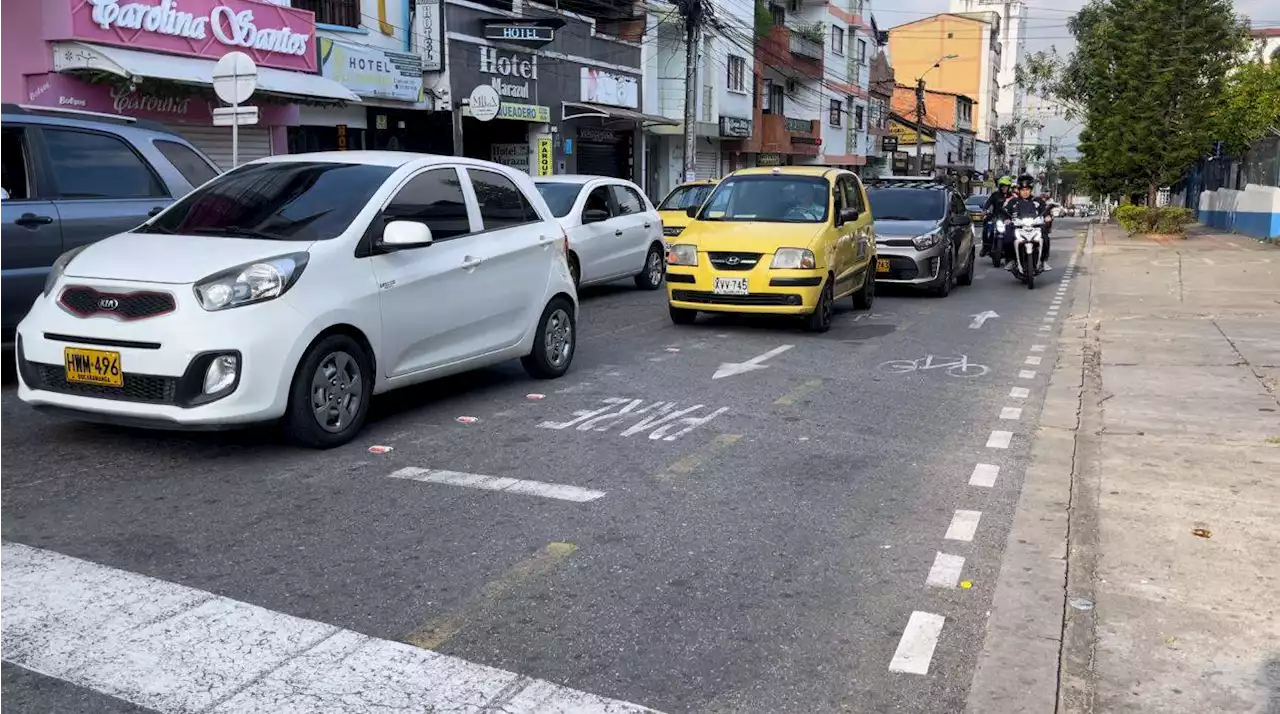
left=925, top=552, right=966, bottom=588
left=1000, top=406, right=1023, bottom=420
left=1030, top=345, right=1046, bottom=352
left=1009, top=387, right=1030, bottom=399
left=1039, top=326, right=1052, bottom=332
left=986, top=430, right=1013, bottom=449
left=1025, top=356, right=1043, bottom=365
left=889, top=612, right=947, bottom=675
left=0, top=543, right=655, bottom=714
left=969, top=463, right=1001, bottom=487
left=1019, top=370, right=1038, bottom=379
left=944, top=510, right=983, bottom=542
left=1043, top=317, right=1056, bottom=323
left=389, top=468, right=606, bottom=503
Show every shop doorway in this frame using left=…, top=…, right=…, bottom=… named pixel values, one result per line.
left=368, top=108, right=452, bottom=154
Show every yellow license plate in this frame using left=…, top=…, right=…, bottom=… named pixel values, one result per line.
left=64, top=347, right=123, bottom=387
left=876, top=258, right=890, bottom=273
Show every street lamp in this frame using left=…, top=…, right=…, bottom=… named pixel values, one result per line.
left=913, top=54, right=959, bottom=174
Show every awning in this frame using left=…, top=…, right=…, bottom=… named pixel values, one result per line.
left=561, top=101, right=678, bottom=127
left=51, top=41, right=360, bottom=103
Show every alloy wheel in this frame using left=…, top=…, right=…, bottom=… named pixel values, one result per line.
left=310, top=350, right=363, bottom=433
left=545, top=308, right=573, bottom=368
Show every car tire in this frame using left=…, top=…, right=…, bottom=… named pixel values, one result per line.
left=932, top=250, right=953, bottom=298
left=284, top=334, right=373, bottom=449
left=669, top=305, right=698, bottom=325
left=804, top=277, right=834, bottom=333
left=957, top=245, right=975, bottom=286
left=522, top=297, right=576, bottom=379
left=634, top=243, right=665, bottom=290
left=853, top=263, right=876, bottom=310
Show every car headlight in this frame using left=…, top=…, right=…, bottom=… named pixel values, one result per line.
left=193, top=252, right=310, bottom=311
left=667, top=244, right=698, bottom=266
left=43, top=245, right=90, bottom=296
left=770, top=248, right=816, bottom=269
left=912, top=231, right=943, bottom=250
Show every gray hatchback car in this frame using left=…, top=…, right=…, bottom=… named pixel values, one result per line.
left=866, top=179, right=976, bottom=297
left=1, top=104, right=219, bottom=348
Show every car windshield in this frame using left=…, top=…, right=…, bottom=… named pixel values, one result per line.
left=698, top=176, right=829, bottom=223
left=134, top=161, right=394, bottom=241
left=658, top=184, right=715, bottom=211
left=866, top=188, right=945, bottom=222
left=966, top=194, right=989, bottom=210
left=534, top=182, right=586, bottom=218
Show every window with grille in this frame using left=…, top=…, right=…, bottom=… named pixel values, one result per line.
left=856, top=39, right=867, bottom=64
left=727, top=56, right=746, bottom=93
left=830, top=99, right=843, bottom=127
left=831, top=26, right=844, bottom=56
left=854, top=104, right=864, bottom=130
left=292, top=0, right=360, bottom=28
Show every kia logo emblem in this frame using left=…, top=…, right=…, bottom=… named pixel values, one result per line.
left=725, top=256, right=740, bottom=265
left=98, top=297, right=120, bottom=310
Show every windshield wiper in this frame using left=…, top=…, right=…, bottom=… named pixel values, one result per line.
left=189, top=226, right=291, bottom=241
left=872, top=215, right=921, bottom=221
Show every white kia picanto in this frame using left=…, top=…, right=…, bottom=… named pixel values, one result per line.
left=16, top=152, right=579, bottom=448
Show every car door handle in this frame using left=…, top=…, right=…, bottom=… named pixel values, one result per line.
left=15, top=213, right=54, bottom=228
left=644, top=222, right=652, bottom=229
left=148, top=206, right=165, bottom=217
left=461, top=256, right=485, bottom=270
left=614, top=230, right=623, bottom=237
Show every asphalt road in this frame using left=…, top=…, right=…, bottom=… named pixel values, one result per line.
left=1, top=221, right=1087, bottom=713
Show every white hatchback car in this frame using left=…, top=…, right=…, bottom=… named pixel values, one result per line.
left=16, top=152, right=578, bottom=448
left=532, top=175, right=666, bottom=290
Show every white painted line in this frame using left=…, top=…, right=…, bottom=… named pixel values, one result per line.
left=1000, top=406, right=1023, bottom=420
left=969, top=310, right=999, bottom=329
left=1039, top=326, right=1051, bottom=332
left=713, top=344, right=794, bottom=379
left=945, top=510, right=983, bottom=542
left=1043, top=317, right=1055, bottom=323
left=926, top=552, right=966, bottom=588
left=889, top=612, right=947, bottom=675
left=987, top=430, right=1013, bottom=449
left=969, top=463, right=1000, bottom=487
left=389, top=467, right=605, bottom=502
left=1046, top=310, right=1059, bottom=316
left=0, top=543, right=654, bottom=714
left=1009, top=387, right=1030, bottom=399
left=1025, top=355, right=1043, bottom=365
left=1030, top=344, right=1046, bottom=352
left=1019, top=370, right=1038, bottom=379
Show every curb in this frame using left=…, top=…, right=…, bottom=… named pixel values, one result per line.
left=964, top=225, right=1094, bottom=713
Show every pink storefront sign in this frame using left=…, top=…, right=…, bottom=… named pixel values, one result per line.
left=68, top=0, right=317, bottom=72
left=24, top=73, right=296, bottom=125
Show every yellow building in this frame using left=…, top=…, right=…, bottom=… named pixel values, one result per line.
left=887, top=13, right=1001, bottom=142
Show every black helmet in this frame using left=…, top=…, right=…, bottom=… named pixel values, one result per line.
left=1016, top=174, right=1035, bottom=188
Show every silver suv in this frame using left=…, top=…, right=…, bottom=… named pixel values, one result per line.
left=1, top=105, right=219, bottom=348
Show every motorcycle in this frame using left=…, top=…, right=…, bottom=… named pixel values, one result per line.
left=1010, top=216, right=1045, bottom=289
left=992, top=218, right=1006, bottom=267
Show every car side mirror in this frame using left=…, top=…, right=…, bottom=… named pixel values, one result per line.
left=685, top=205, right=700, bottom=219
left=583, top=208, right=610, bottom=224
left=837, top=207, right=859, bottom=225
left=380, top=220, right=433, bottom=250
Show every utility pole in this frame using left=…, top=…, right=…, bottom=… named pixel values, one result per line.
left=914, top=78, right=925, bottom=175
left=677, top=0, right=703, bottom=183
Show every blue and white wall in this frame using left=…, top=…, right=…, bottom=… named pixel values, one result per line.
left=1198, top=184, right=1280, bottom=240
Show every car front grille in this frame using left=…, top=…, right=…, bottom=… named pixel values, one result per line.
left=29, top=362, right=178, bottom=404
left=670, top=290, right=798, bottom=306
left=881, top=256, right=920, bottom=280
left=707, top=252, right=762, bottom=271
left=59, top=286, right=176, bottom=320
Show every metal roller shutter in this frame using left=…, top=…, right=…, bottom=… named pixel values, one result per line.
left=168, top=125, right=273, bottom=172
left=576, top=141, right=624, bottom=178
left=695, top=151, right=719, bottom=180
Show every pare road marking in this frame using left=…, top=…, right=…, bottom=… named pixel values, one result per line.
left=538, top=397, right=729, bottom=442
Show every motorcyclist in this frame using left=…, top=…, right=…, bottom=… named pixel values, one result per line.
left=980, top=176, right=1015, bottom=257
left=1039, top=191, right=1058, bottom=271
left=1001, top=175, right=1047, bottom=272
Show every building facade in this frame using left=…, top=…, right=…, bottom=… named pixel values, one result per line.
left=890, top=85, right=977, bottom=191
left=885, top=12, right=999, bottom=143
left=1, top=0, right=359, bottom=168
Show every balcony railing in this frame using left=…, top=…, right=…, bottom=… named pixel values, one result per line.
left=292, top=0, right=360, bottom=28
left=789, top=33, right=823, bottom=61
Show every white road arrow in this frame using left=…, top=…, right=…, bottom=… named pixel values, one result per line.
left=969, top=311, right=999, bottom=329
left=713, top=344, right=794, bottom=379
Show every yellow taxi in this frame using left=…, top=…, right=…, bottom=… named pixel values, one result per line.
left=665, top=166, right=876, bottom=332
left=655, top=179, right=718, bottom=244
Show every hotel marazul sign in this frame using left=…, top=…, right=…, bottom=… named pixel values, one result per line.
left=478, top=46, right=537, bottom=100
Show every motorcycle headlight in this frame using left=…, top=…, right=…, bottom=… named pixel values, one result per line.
left=667, top=244, right=698, bottom=267
left=770, top=248, right=816, bottom=270
left=912, top=231, right=943, bottom=250
left=193, top=252, right=310, bottom=311
left=43, top=245, right=90, bottom=297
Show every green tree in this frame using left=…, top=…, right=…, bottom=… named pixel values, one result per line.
left=1017, top=0, right=1248, bottom=204
left=1212, top=60, right=1280, bottom=157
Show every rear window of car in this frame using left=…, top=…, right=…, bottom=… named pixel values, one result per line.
left=134, top=161, right=394, bottom=241
left=534, top=182, right=585, bottom=218
left=866, top=188, right=946, bottom=222
left=658, top=184, right=715, bottom=211
left=154, top=139, right=220, bottom=188
left=966, top=194, right=989, bottom=209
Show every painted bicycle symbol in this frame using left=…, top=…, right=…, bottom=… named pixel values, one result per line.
left=877, top=354, right=989, bottom=378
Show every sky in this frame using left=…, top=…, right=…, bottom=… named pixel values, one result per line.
left=875, top=0, right=1278, bottom=159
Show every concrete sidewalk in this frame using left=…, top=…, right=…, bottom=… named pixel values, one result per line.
left=968, top=223, right=1280, bottom=713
